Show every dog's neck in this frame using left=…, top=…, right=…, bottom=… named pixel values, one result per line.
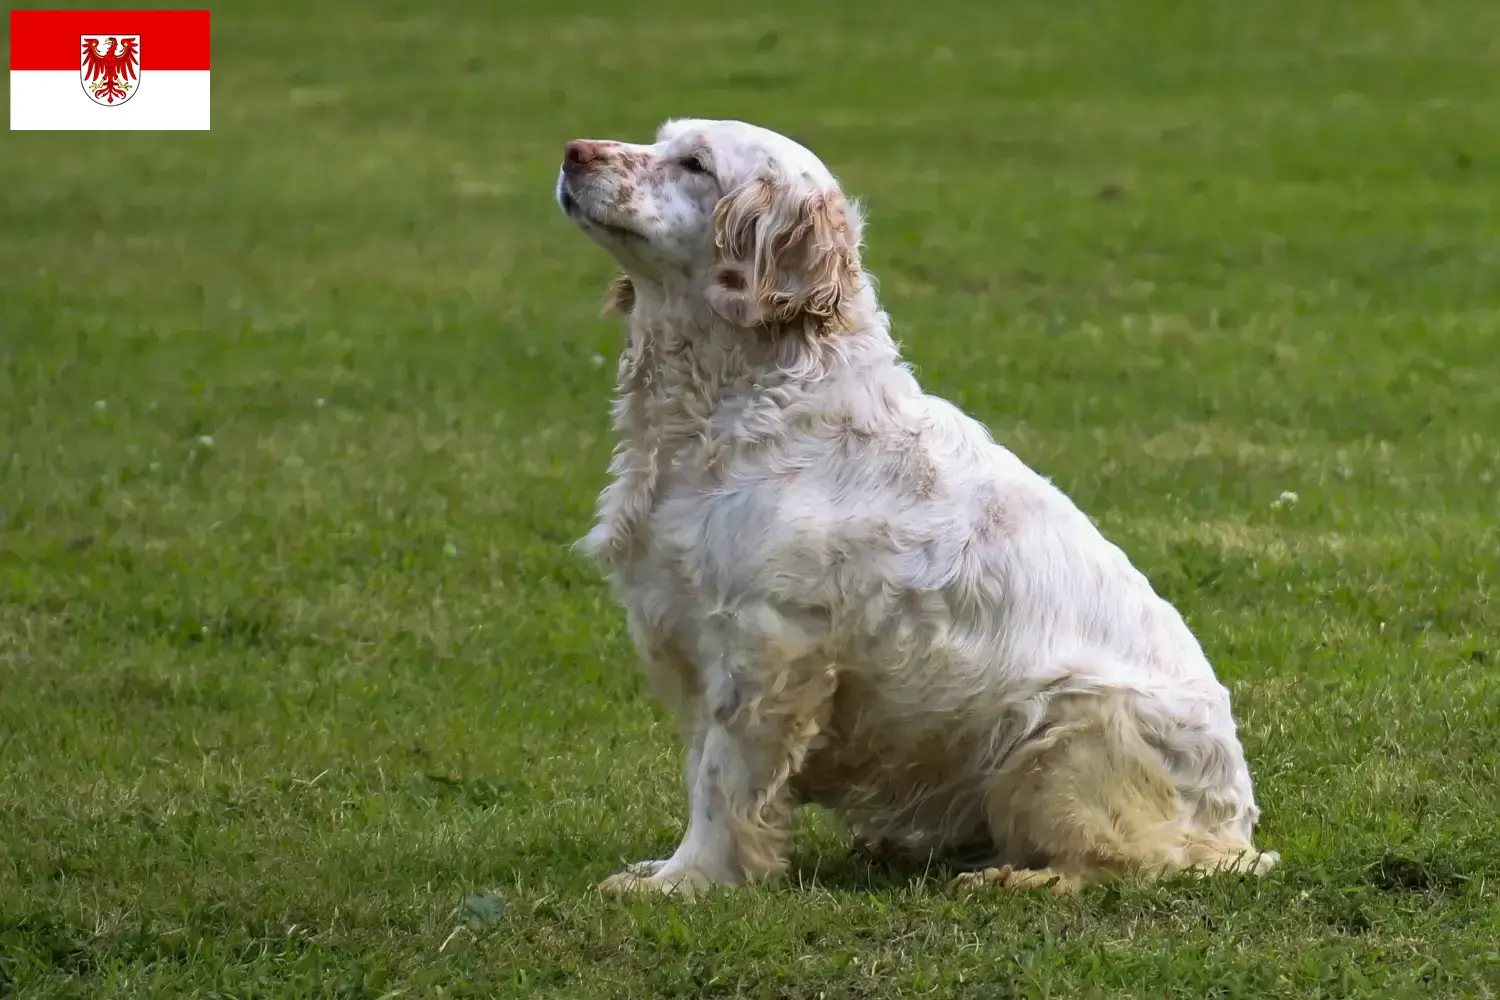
left=578, top=287, right=896, bottom=572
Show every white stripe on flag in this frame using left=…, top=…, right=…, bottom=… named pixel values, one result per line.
left=10, top=70, right=210, bottom=130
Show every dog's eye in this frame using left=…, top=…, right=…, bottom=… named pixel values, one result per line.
left=679, top=154, right=711, bottom=175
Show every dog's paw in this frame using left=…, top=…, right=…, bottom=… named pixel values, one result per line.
left=1219, top=848, right=1281, bottom=876
left=1245, top=849, right=1280, bottom=876
left=950, top=865, right=1081, bottom=896
left=598, top=862, right=718, bottom=898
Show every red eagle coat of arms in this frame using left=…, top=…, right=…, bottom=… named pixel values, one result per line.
left=81, top=35, right=141, bottom=106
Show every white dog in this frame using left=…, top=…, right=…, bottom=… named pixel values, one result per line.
left=556, top=119, right=1277, bottom=896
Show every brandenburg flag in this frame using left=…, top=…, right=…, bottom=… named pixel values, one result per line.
left=10, top=9, right=210, bottom=130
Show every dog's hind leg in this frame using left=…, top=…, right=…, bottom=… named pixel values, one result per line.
left=954, top=690, right=1277, bottom=896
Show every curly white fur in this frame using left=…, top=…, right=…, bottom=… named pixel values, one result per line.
left=556, top=119, right=1277, bottom=897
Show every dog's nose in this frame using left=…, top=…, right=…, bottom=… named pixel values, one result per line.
left=564, top=140, right=602, bottom=172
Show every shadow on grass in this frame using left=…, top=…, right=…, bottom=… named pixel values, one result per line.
left=782, top=840, right=996, bottom=894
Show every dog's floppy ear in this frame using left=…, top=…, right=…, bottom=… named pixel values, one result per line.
left=707, top=176, right=861, bottom=336
left=602, top=273, right=635, bottom=317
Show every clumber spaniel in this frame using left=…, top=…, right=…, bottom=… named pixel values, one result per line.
left=556, top=119, right=1277, bottom=896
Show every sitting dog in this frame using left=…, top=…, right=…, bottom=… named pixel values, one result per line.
left=556, top=118, right=1277, bottom=896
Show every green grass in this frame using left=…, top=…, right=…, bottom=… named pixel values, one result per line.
left=3, top=0, right=1499, bottom=995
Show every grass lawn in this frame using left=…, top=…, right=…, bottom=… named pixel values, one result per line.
left=3, top=0, right=1500, bottom=995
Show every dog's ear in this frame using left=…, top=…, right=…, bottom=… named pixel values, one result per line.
left=602, top=273, right=635, bottom=317
left=707, top=176, right=861, bottom=335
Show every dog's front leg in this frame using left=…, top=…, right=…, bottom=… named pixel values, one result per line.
left=599, top=608, right=835, bottom=897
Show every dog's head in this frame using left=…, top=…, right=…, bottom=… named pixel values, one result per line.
left=556, top=118, right=864, bottom=337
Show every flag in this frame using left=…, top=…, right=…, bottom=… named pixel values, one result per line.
left=10, top=9, right=210, bottom=130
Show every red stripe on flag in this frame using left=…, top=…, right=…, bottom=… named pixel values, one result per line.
left=9, top=9, right=210, bottom=70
